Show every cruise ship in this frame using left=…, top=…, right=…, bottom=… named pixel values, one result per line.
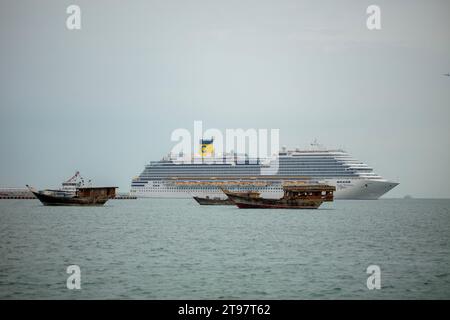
left=130, top=141, right=398, bottom=200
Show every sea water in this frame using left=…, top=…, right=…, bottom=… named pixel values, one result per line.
left=0, top=198, right=449, bottom=299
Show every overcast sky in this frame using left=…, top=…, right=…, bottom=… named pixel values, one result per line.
left=0, top=0, right=449, bottom=197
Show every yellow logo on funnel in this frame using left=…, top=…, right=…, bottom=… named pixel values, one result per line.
left=200, top=138, right=214, bottom=156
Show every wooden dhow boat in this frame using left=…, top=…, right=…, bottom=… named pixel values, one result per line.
left=27, top=185, right=117, bottom=206
left=26, top=172, right=117, bottom=206
left=222, top=184, right=335, bottom=209
left=192, top=196, right=234, bottom=205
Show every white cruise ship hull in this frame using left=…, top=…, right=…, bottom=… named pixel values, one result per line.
left=130, top=179, right=398, bottom=200
left=332, top=179, right=399, bottom=200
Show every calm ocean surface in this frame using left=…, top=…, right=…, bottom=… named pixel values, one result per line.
left=0, top=199, right=449, bottom=299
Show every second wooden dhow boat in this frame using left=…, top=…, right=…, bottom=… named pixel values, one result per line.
left=222, top=185, right=335, bottom=209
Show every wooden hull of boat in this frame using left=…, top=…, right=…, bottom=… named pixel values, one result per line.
left=31, top=191, right=109, bottom=206
left=226, top=193, right=323, bottom=209
left=193, top=196, right=234, bottom=205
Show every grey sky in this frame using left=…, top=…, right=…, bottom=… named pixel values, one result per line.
left=0, top=0, right=449, bottom=197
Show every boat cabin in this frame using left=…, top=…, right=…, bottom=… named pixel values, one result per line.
left=282, top=185, right=335, bottom=201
